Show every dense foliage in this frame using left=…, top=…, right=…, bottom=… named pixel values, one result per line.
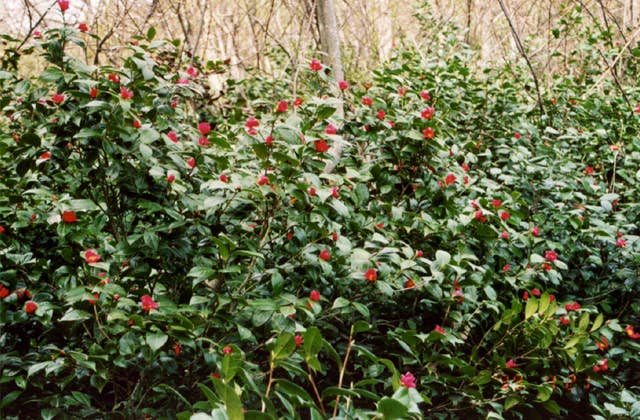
left=0, top=5, right=639, bottom=419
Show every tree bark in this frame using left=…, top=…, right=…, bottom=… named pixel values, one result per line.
left=316, top=0, right=345, bottom=174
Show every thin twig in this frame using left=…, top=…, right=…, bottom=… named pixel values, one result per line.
left=497, top=0, right=545, bottom=117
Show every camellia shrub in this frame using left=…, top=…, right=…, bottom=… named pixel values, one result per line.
left=0, top=3, right=639, bottom=419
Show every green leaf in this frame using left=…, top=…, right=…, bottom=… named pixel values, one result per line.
left=590, top=313, right=604, bottom=332
left=0, top=391, right=21, bottom=409
left=578, top=313, right=589, bottom=332
left=538, top=293, right=550, bottom=315
left=377, top=397, right=408, bottom=419
left=303, top=327, right=323, bottom=361
left=212, top=378, right=244, bottom=420
left=146, top=331, right=168, bottom=352
left=536, top=384, right=553, bottom=402
left=525, top=298, right=538, bottom=320
left=147, top=26, right=157, bottom=41
left=504, top=396, right=519, bottom=411
left=274, top=379, right=314, bottom=405
left=270, top=333, right=296, bottom=365
left=434, top=250, right=451, bottom=268
left=59, top=309, right=91, bottom=322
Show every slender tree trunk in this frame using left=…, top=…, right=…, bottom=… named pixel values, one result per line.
left=316, top=0, right=345, bottom=173
left=377, top=0, right=393, bottom=62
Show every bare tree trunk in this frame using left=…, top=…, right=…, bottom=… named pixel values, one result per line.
left=377, top=0, right=393, bottom=61
left=316, top=0, right=345, bottom=173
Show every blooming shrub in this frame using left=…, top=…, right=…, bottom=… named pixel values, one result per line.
left=0, top=8, right=639, bottom=420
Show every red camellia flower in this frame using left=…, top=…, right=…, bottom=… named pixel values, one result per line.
left=293, top=97, right=303, bottom=107
left=33, top=31, right=42, bottom=38
left=0, top=284, right=9, bottom=299
left=294, top=334, right=303, bottom=348
left=141, top=294, right=159, bottom=311
left=245, top=117, right=259, bottom=130
left=376, top=109, right=386, bottom=120
left=325, top=124, right=337, bottom=135
left=84, top=249, right=101, bottom=264
left=501, top=231, right=510, bottom=240
left=331, top=187, right=339, bottom=198
left=177, top=78, right=189, bottom=85
left=420, top=90, right=431, bottom=100
left=338, top=80, right=349, bottom=90
left=364, top=269, right=377, bottom=282
left=434, top=325, right=445, bottom=334
left=531, top=226, right=540, bottom=237
left=503, top=264, right=510, bottom=272
left=88, top=292, right=100, bottom=305
left=332, top=232, right=339, bottom=241
left=133, top=119, right=141, bottom=129
left=309, top=59, right=323, bottom=71
left=222, top=346, right=233, bottom=355
left=475, top=210, right=486, bottom=222
left=120, top=87, right=133, bottom=100
left=491, top=199, right=502, bottom=208
left=198, top=122, right=211, bottom=135
left=400, top=372, right=416, bottom=388
left=187, top=157, right=196, bottom=168
left=565, top=302, right=581, bottom=311
left=167, top=174, right=175, bottom=183
left=559, top=316, right=570, bottom=325
left=542, top=263, right=552, bottom=271
left=319, top=249, right=331, bottom=261
left=276, top=100, right=288, bottom=113
left=523, top=291, right=529, bottom=300
left=421, top=106, right=435, bottom=119
left=108, top=73, right=120, bottom=83
left=397, top=87, right=407, bottom=96
left=422, top=127, right=435, bottom=139
left=596, top=337, right=609, bottom=351
left=315, top=140, right=329, bottom=153
left=89, top=87, right=98, bottom=98
left=362, top=96, right=373, bottom=106
left=531, top=288, right=541, bottom=297
left=616, top=238, right=627, bottom=248
left=257, top=175, right=269, bottom=186
left=78, top=23, right=88, bottom=32
left=173, top=342, right=182, bottom=356
left=62, top=210, right=77, bottom=223
left=545, top=250, right=558, bottom=262
left=58, top=0, right=69, bottom=12
left=40, top=151, right=52, bottom=160
left=198, top=136, right=210, bottom=146
left=416, top=250, right=423, bottom=257
left=445, top=173, right=456, bottom=185
left=506, top=359, right=517, bottom=369
left=308, top=187, right=316, bottom=196
left=25, top=301, right=38, bottom=314
left=219, top=174, right=228, bottom=183
left=186, top=66, right=198, bottom=78
left=461, top=163, right=470, bottom=172
left=0, top=225, right=5, bottom=234
left=585, top=166, right=594, bottom=174
left=52, top=93, right=65, bottom=104
left=500, top=211, right=510, bottom=221
left=405, top=278, right=415, bottom=289
left=309, top=290, right=321, bottom=302
left=593, top=358, right=608, bottom=373
left=514, top=132, right=522, bottom=139
left=625, top=325, right=640, bottom=339
left=167, top=131, right=178, bottom=143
